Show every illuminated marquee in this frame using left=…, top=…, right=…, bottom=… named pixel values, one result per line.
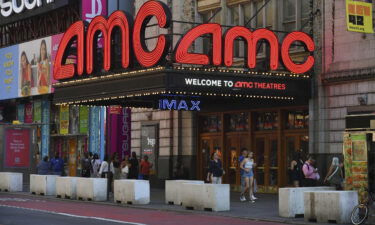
left=54, top=0, right=315, bottom=81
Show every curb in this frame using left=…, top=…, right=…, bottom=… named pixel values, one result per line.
left=0, top=191, right=317, bottom=225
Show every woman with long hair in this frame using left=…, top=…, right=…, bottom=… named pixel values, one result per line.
left=240, top=151, right=257, bottom=203
left=37, top=39, right=50, bottom=94
left=20, top=51, right=31, bottom=96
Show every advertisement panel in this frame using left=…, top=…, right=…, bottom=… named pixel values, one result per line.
left=89, top=106, right=100, bottom=155
left=118, top=108, right=131, bottom=158
left=33, top=100, right=42, bottom=123
left=17, top=104, right=25, bottom=123
left=0, top=45, right=19, bottom=100
left=69, top=106, right=79, bottom=134
left=346, top=0, right=374, bottom=33
left=24, top=102, right=33, bottom=123
left=41, top=100, right=50, bottom=157
left=18, top=36, right=52, bottom=97
left=51, top=34, right=64, bottom=90
left=4, top=128, right=31, bottom=168
left=141, top=124, right=158, bottom=174
left=60, top=105, right=69, bottom=135
left=68, top=138, right=77, bottom=176
left=82, top=0, right=107, bottom=48
left=79, top=106, right=89, bottom=134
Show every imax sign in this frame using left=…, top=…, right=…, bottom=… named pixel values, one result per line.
left=159, top=99, right=201, bottom=111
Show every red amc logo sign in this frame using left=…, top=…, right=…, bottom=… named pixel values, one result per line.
left=54, top=0, right=315, bottom=81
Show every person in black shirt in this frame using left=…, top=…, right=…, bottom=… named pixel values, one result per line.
left=206, top=152, right=224, bottom=184
left=128, top=152, right=139, bottom=179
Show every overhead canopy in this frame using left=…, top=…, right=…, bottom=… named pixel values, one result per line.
left=53, top=67, right=311, bottom=111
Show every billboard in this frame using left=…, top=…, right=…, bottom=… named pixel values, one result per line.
left=0, top=45, right=19, bottom=100
left=4, top=128, right=31, bottom=168
left=18, top=37, right=52, bottom=97
left=346, top=0, right=374, bottom=33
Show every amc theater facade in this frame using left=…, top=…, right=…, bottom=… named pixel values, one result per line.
left=53, top=1, right=314, bottom=192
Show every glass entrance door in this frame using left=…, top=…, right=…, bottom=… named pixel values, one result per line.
left=225, top=134, right=250, bottom=187
left=254, top=135, right=278, bottom=192
left=198, top=136, right=222, bottom=181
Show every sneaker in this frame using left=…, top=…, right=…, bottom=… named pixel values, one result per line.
left=252, top=195, right=258, bottom=200
left=240, top=196, right=246, bottom=202
left=249, top=199, right=255, bottom=203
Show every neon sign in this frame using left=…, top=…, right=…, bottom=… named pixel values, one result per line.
left=159, top=99, right=201, bottom=111
left=54, top=0, right=315, bottom=81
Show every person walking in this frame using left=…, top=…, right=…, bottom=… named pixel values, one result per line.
left=302, top=156, right=320, bottom=187
left=290, top=152, right=304, bottom=187
left=240, top=151, right=257, bottom=203
left=324, top=157, right=343, bottom=190
left=98, top=155, right=114, bottom=200
left=239, top=148, right=248, bottom=201
left=37, top=156, right=50, bottom=175
left=206, top=152, right=224, bottom=184
left=140, top=155, right=152, bottom=180
left=91, top=154, right=101, bottom=178
left=128, top=152, right=139, bottom=179
left=50, top=152, right=64, bottom=176
left=81, top=152, right=92, bottom=177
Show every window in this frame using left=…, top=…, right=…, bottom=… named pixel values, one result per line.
left=301, top=0, right=311, bottom=33
left=229, top=6, right=240, bottom=57
left=283, top=0, right=296, bottom=32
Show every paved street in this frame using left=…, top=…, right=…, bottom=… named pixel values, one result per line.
left=0, top=194, right=284, bottom=225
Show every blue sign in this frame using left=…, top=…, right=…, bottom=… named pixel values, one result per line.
left=0, top=45, right=19, bottom=100
left=89, top=106, right=100, bottom=156
left=17, top=104, right=25, bottom=122
left=159, top=99, right=201, bottom=111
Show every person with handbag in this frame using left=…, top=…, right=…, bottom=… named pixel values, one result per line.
left=121, top=155, right=131, bottom=179
left=324, top=157, right=343, bottom=190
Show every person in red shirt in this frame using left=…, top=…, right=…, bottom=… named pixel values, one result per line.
left=140, top=155, right=153, bottom=180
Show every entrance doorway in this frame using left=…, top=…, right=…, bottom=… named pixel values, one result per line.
left=198, top=136, right=222, bottom=181
left=253, top=135, right=278, bottom=193
left=224, top=134, right=250, bottom=187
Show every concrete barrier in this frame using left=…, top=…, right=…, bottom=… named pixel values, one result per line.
left=165, top=180, right=204, bottom=205
left=56, top=177, right=77, bottom=199
left=0, top=172, right=23, bottom=192
left=304, top=190, right=358, bottom=224
left=30, top=174, right=59, bottom=196
left=278, top=186, right=335, bottom=218
left=114, top=180, right=150, bottom=205
left=76, top=178, right=107, bottom=201
left=181, top=183, right=230, bottom=212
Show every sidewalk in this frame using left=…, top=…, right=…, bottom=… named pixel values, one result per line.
left=7, top=185, right=339, bottom=225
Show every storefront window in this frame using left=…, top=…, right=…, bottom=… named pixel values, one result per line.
left=254, top=112, right=278, bottom=131
left=286, top=111, right=308, bottom=129
left=225, top=112, right=249, bottom=132
left=283, top=0, right=296, bottom=32
left=200, top=115, right=222, bottom=133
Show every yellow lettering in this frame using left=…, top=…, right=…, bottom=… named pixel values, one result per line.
left=5, top=69, right=12, bottom=76
left=5, top=53, right=12, bottom=59
left=3, top=61, right=14, bottom=68
left=4, top=77, right=13, bottom=84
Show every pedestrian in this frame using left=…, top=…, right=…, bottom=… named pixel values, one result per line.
left=128, top=152, right=139, bottom=179
left=239, top=148, right=248, bottom=201
left=50, top=152, right=64, bottom=176
left=112, top=152, right=121, bottom=180
left=302, top=156, right=320, bottom=187
left=98, top=155, right=114, bottom=199
left=140, top=155, right=152, bottom=180
left=120, top=155, right=130, bottom=179
left=37, top=156, right=50, bottom=175
left=206, top=152, right=224, bottom=184
left=290, top=151, right=304, bottom=187
left=324, top=157, right=343, bottom=190
left=81, top=152, right=92, bottom=177
left=240, top=151, right=257, bottom=202
left=91, top=154, right=101, bottom=178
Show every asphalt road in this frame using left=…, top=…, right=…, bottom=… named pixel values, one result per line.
left=0, top=206, right=139, bottom=225
left=0, top=194, right=284, bottom=225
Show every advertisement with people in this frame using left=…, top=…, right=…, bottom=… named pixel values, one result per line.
left=18, top=37, right=52, bottom=97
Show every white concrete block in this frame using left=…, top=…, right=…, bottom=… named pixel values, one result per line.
left=30, top=174, right=59, bottom=196
left=56, top=177, right=77, bottom=199
left=165, top=180, right=204, bottom=205
left=278, top=187, right=335, bottom=218
left=76, top=178, right=107, bottom=201
left=114, top=179, right=150, bottom=205
left=304, top=191, right=358, bottom=224
left=181, top=183, right=230, bottom=212
left=0, top=172, right=23, bottom=192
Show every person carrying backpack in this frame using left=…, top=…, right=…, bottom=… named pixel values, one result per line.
left=81, top=152, right=92, bottom=177
left=302, top=156, right=320, bottom=187
left=50, top=152, right=64, bottom=176
left=290, top=152, right=304, bottom=187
